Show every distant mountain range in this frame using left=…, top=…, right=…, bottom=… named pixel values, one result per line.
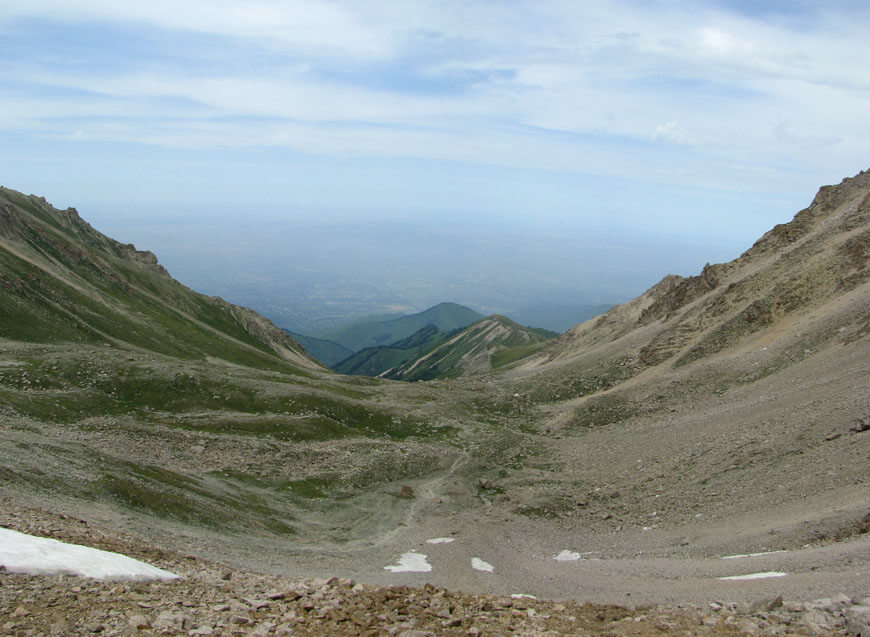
left=307, top=302, right=484, bottom=353
left=301, top=303, right=559, bottom=378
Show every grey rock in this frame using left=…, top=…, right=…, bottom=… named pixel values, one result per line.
left=750, top=595, right=783, bottom=614
left=803, top=608, right=832, bottom=630
left=153, top=611, right=186, bottom=633
left=845, top=606, right=870, bottom=636
left=127, top=614, right=150, bottom=630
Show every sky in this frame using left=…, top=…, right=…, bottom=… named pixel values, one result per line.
left=1, top=1, right=869, bottom=328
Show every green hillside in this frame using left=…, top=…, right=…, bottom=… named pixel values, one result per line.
left=309, top=302, right=483, bottom=352
left=0, top=188, right=319, bottom=373
left=386, top=315, right=557, bottom=381
left=332, top=324, right=445, bottom=376
left=286, top=331, right=353, bottom=366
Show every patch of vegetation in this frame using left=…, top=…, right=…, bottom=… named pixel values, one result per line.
left=490, top=342, right=547, bottom=369
left=98, top=463, right=297, bottom=536
left=568, top=393, right=638, bottom=430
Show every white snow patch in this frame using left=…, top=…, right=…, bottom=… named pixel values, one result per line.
left=512, top=593, right=537, bottom=599
left=553, top=550, right=582, bottom=562
left=384, top=551, right=432, bottom=573
left=471, top=557, right=494, bottom=572
left=718, top=571, right=788, bottom=581
left=721, top=550, right=786, bottom=560
left=0, top=527, right=180, bottom=581
left=426, top=537, right=455, bottom=545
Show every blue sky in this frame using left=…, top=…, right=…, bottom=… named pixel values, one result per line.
left=1, top=1, right=869, bottom=323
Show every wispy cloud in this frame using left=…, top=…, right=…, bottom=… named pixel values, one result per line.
left=1, top=0, right=868, bottom=199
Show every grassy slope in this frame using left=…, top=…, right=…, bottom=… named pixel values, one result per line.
left=286, top=331, right=353, bottom=366
left=386, top=315, right=558, bottom=381
left=332, top=324, right=445, bottom=376
left=0, top=188, right=317, bottom=373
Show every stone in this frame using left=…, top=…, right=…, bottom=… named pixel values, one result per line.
left=398, top=485, right=415, bottom=498
left=478, top=478, right=493, bottom=490
left=242, top=597, right=270, bottom=610
left=153, top=611, right=186, bottom=632
left=250, top=623, right=274, bottom=637
left=844, top=606, right=870, bottom=636
left=810, top=598, right=834, bottom=611
left=750, top=595, right=783, bottom=614
left=128, top=614, right=150, bottom=630
left=188, top=627, right=214, bottom=636
left=803, top=608, right=832, bottom=630
left=832, top=592, right=853, bottom=608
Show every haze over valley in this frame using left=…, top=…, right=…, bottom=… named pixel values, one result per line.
left=84, top=207, right=741, bottom=334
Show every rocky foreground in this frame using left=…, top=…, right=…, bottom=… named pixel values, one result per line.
left=2, top=504, right=869, bottom=636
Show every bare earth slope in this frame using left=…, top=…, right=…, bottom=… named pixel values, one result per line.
left=1, top=172, right=869, bottom=634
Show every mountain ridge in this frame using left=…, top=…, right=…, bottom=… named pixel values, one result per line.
left=0, top=187, right=321, bottom=372
left=308, top=301, right=483, bottom=352
left=384, top=314, right=557, bottom=381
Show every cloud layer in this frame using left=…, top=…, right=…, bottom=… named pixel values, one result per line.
left=2, top=1, right=868, bottom=224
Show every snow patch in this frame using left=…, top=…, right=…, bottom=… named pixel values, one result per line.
left=718, top=571, right=788, bottom=581
left=721, top=550, right=786, bottom=560
left=0, top=527, right=180, bottom=581
left=384, top=551, right=432, bottom=573
left=553, top=550, right=582, bottom=562
left=512, top=593, right=537, bottom=599
left=471, top=557, right=494, bottom=572
left=426, top=537, right=455, bottom=545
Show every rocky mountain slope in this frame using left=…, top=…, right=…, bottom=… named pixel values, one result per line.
left=527, top=169, right=868, bottom=377
left=385, top=315, right=557, bottom=381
